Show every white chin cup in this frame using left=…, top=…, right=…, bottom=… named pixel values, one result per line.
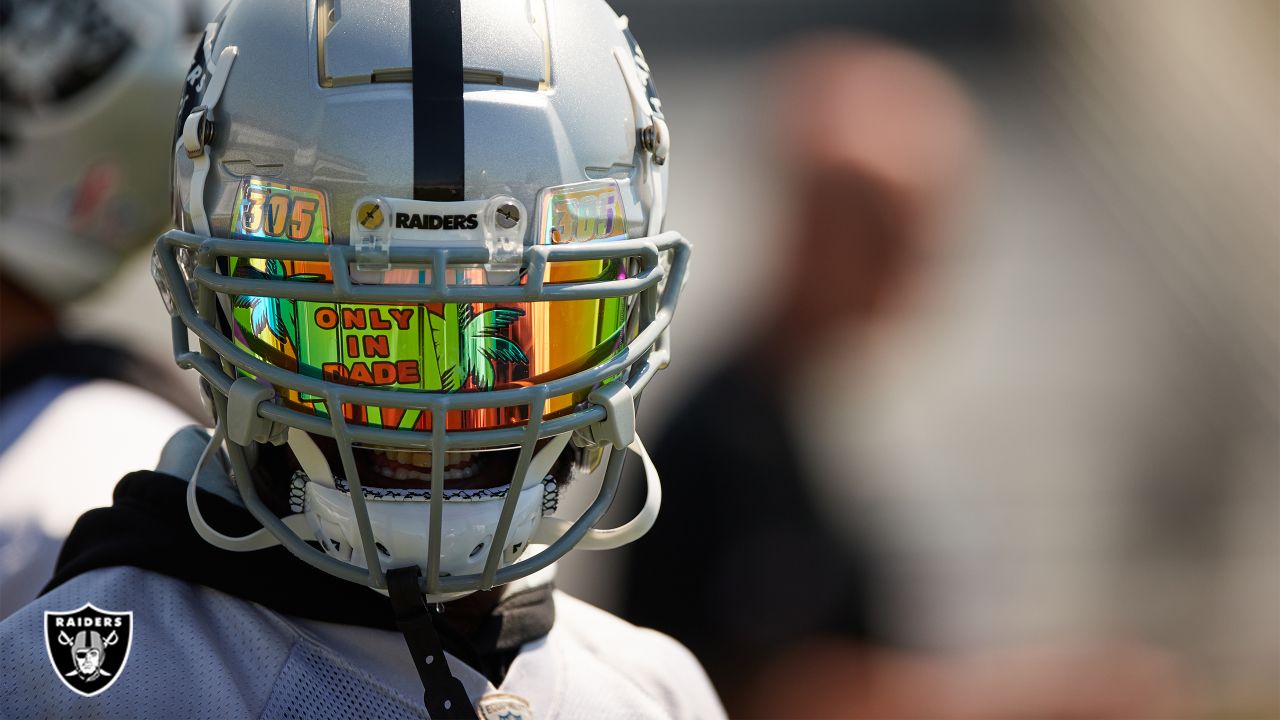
left=302, top=479, right=548, bottom=582
left=289, top=429, right=570, bottom=587
left=185, top=422, right=663, bottom=595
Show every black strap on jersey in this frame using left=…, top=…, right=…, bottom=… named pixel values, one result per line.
left=387, top=567, right=477, bottom=719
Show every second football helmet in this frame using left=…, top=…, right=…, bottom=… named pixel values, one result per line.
left=0, top=0, right=197, bottom=304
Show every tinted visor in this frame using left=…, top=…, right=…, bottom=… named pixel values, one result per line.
left=224, top=179, right=633, bottom=434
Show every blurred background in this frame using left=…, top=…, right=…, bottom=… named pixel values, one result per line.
left=6, top=0, right=1278, bottom=717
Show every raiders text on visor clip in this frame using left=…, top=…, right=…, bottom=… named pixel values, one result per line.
left=394, top=213, right=479, bottom=230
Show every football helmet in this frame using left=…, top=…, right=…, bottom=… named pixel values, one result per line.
left=152, top=0, right=686, bottom=600
left=0, top=0, right=197, bottom=305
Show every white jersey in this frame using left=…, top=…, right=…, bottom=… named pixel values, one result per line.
left=0, top=565, right=724, bottom=719
left=0, top=379, right=192, bottom=618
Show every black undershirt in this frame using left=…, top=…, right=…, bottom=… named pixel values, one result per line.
left=43, top=471, right=555, bottom=685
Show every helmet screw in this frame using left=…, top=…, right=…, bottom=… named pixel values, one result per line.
left=199, top=115, right=215, bottom=147
left=188, top=105, right=216, bottom=147
left=495, top=202, right=520, bottom=229
left=357, top=201, right=384, bottom=229
left=640, top=117, right=669, bottom=166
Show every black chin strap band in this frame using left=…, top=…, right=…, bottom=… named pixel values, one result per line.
left=387, top=567, right=477, bottom=719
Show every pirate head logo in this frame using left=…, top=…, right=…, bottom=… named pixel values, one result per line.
left=44, top=604, right=133, bottom=697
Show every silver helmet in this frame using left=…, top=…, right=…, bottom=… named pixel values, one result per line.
left=153, top=0, right=686, bottom=599
left=0, top=0, right=196, bottom=305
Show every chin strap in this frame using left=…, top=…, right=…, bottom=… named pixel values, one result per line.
left=532, top=435, right=662, bottom=550
left=286, top=426, right=334, bottom=487
left=387, top=567, right=477, bottom=719
left=524, top=431, right=572, bottom=490
left=186, top=420, right=311, bottom=552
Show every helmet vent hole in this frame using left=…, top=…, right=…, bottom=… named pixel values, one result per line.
left=328, top=539, right=341, bottom=552
left=375, top=542, right=391, bottom=558
left=469, top=542, right=486, bottom=559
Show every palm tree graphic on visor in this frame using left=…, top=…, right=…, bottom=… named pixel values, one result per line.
left=234, top=259, right=530, bottom=392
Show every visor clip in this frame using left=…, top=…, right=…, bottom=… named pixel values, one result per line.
left=351, top=197, right=393, bottom=272
left=353, top=232, right=391, bottom=272
left=226, top=377, right=289, bottom=447
left=484, top=196, right=526, bottom=285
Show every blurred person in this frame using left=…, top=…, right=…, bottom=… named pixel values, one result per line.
left=625, top=30, right=1209, bottom=719
left=0, top=1, right=725, bottom=718
left=770, top=2, right=1277, bottom=717
left=1029, top=5, right=1279, bottom=713
left=622, top=35, right=983, bottom=716
left=0, top=0, right=204, bottom=618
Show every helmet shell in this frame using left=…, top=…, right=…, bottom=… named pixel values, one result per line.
left=175, top=0, right=663, bottom=243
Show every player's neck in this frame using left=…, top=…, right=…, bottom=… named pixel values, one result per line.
left=436, top=588, right=505, bottom=636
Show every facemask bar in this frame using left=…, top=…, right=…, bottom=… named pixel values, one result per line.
left=155, top=227, right=689, bottom=595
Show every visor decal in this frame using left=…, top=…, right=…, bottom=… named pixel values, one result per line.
left=313, top=303, right=529, bottom=392
left=231, top=178, right=331, bottom=244
left=229, top=179, right=331, bottom=354
left=537, top=180, right=627, bottom=245
left=224, top=184, right=631, bottom=433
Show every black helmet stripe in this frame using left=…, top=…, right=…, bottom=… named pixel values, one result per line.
left=409, top=0, right=464, bottom=202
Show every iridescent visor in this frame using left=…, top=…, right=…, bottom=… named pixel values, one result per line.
left=222, top=178, right=636, bottom=437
